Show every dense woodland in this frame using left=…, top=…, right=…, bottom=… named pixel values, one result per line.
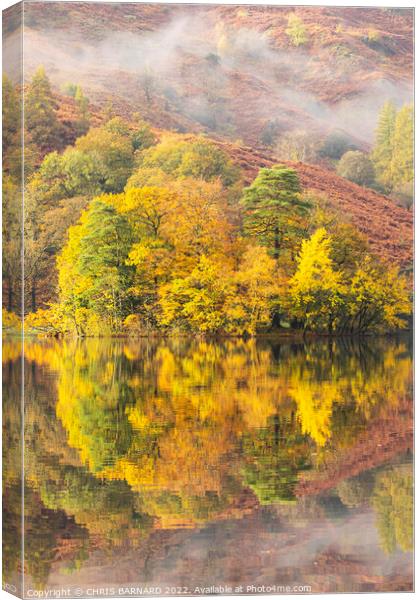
left=2, top=67, right=413, bottom=337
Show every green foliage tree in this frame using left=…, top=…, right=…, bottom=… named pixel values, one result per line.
left=240, top=165, right=310, bottom=260
left=62, top=82, right=78, bottom=97
left=242, top=415, right=311, bottom=504
left=260, top=118, right=282, bottom=147
left=105, top=115, right=155, bottom=152
left=318, top=131, right=356, bottom=160
left=30, top=118, right=138, bottom=204
left=77, top=200, right=135, bottom=324
left=58, top=199, right=135, bottom=332
left=337, top=150, right=375, bottom=187
left=75, top=125, right=134, bottom=193
left=28, top=149, right=103, bottom=203
left=130, top=119, right=156, bottom=151
left=139, top=135, right=240, bottom=187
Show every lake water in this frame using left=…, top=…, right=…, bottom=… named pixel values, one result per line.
left=3, top=335, right=413, bottom=595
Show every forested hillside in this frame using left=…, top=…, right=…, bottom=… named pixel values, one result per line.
left=2, top=3, right=413, bottom=337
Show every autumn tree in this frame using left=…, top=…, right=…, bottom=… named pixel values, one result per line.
left=371, top=100, right=396, bottom=191
left=2, top=176, right=21, bottom=312
left=285, top=13, right=308, bottom=46
left=275, top=130, right=320, bottom=163
left=371, top=101, right=413, bottom=204
left=389, top=103, right=414, bottom=197
left=289, top=228, right=410, bottom=334
left=347, top=256, right=410, bottom=333
left=158, top=245, right=281, bottom=336
left=167, top=179, right=236, bottom=271
left=311, top=203, right=371, bottom=277
left=25, top=66, right=62, bottom=153
left=2, top=75, right=20, bottom=175
left=372, top=466, right=413, bottom=554
left=117, top=187, right=178, bottom=326
left=289, top=228, right=344, bottom=333
left=104, top=115, right=155, bottom=152
left=158, top=255, right=233, bottom=334
left=117, top=186, right=177, bottom=240
left=74, top=85, right=91, bottom=136
left=225, top=246, right=281, bottom=336
left=138, top=135, right=240, bottom=187
left=329, top=223, right=370, bottom=277
left=126, top=166, right=174, bottom=190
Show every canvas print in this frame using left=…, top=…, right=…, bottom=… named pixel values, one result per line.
left=2, top=1, right=414, bottom=597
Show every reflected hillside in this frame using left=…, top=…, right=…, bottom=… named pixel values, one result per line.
left=2, top=335, right=413, bottom=591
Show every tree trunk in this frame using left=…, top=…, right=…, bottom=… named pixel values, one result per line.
left=8, top=278, right=13, bottom=312
left=273, top=225, right=280, bottom=260
left=31, top=282, right=36, bottom=312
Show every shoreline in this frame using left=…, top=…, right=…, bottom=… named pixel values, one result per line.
left=2, top=329, right=412, bottom=341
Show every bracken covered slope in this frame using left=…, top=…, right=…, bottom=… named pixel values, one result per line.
left=19, top=3, right=414, bottom=146
left=6, top=2, right=413, bottom=273
left=46, top=93, right=415, bottom=273
left=213, top=138, right=413, bottom=270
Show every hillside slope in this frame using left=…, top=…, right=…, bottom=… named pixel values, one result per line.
left=38, top=92, right=415, bottom=273
left=213, top=138, right=413, bottom=270
left=19, top=3, right=414, bottom=147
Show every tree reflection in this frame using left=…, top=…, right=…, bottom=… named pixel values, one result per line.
left=2, top=335, right=413, bottom=586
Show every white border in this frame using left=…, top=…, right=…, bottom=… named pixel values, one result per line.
left=0, top=2, right=416, bottom=600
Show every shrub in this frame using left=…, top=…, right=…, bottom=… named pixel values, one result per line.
left=318, top=132, right=356, bottom=160
left=336, top=151, right=375, bottom=186
left=285, top=14, right=308, bottom=47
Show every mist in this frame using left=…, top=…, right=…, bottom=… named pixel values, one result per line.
left=22, top=8, right=413, bottom=145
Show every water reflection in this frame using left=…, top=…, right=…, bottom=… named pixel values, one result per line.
left=3, top=336, right=413, bottom=593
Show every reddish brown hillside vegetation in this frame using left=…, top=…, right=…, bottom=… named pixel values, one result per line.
left=212, top=138, right=413, bottom=270
left=21, top=3, right=413, bottom=147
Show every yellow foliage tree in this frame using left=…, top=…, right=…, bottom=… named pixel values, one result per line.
left=225, top=245, right=281, bottom=336
left=289, top=228, right=344, bottom=333
left=159, top=255, right=234, bottom=334
left=348, top=256, right=411, bottom=332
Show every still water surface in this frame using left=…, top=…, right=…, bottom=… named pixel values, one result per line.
left=3, top=335, right=413, bottom=594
